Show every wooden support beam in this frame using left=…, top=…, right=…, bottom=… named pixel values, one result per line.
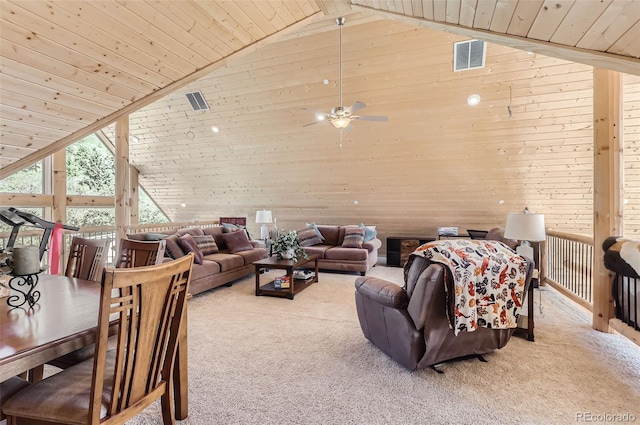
left=115, top=116, right=130, bottom=248
left=130, top=166, right=139, bottom=227
left=66, top=196, right=114, bottom=207
left=51, top=149, right=66, bottom=274
left=592, top=68, right=622, bottom=332
left=52, top=150, right=66, bottom=224
left=0, top=193, right=53, bottom=207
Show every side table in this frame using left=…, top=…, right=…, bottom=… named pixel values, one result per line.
left=386, top=236, right=435, bottom=267
left=515, top=269, right=537, bottom=342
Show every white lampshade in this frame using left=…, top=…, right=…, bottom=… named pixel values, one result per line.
left=255, top=210, right=273, bottom=224
left=504, top=212, right=546, bottom=242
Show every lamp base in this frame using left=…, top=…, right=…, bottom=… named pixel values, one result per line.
left=260, top=224, right=268, bottom=240
left=516, top=240, right=534, bottom=261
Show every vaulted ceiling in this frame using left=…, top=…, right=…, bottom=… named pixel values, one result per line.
left=1, top=0, right=639, bottom=186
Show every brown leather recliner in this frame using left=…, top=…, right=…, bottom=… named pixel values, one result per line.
left=355, top=254, right=533, bottom=370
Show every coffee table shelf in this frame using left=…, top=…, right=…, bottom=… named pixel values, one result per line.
left=253, top=255, right=319, bottom=300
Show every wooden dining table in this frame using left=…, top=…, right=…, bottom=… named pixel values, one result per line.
left=0, top=274, right=189, bottom=419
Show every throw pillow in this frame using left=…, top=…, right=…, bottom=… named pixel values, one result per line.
left=305, top=222, right=325, bottom=241
left=222, top=223, right=252, bottom=240
left=177, top=233, right=204, bottom=264
left=221, top=223, right=239, bottom=233
left=164, top=235, right=185, bottom=260
left=359, top=223, right=377, bottom=242
left=298, top=226, right=322, bottom=247
left=193, top=235, right=219, bottom=255
left=144, top=232, right=170, bottom=241
left=221, top=230, right=253, bottom=253
left=342, top=226, right=366, bottom=248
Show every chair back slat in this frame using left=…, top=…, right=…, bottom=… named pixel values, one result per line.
left=115, top=239, right=166, bottom=268
left=89, top=254, right=193, bottom=423
left=65, top=236, right=110, bottom=281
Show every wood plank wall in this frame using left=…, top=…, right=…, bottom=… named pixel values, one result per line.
left=623, top=73, right=640, bottom=239
left=102, top=19, right=639, bottom=251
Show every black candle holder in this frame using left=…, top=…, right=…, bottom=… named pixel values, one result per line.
left=7, top=272, right=40, bottom=309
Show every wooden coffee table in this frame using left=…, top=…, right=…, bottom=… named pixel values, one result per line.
left=254, top=255, right=319, bottom=300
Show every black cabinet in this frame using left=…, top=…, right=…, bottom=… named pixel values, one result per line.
left=387, top=236, right=435, bottom=267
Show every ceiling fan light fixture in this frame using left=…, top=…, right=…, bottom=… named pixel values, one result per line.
left=331, top=118, right=351, bottom=129
left=301, top=17, right=388, bottom=130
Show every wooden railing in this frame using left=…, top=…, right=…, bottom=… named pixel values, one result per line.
left=0, top=220, right=220, bottom=268
left=544, top=230, right=594, bottom=312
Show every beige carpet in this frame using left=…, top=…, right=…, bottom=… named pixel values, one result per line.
left=127, top=266, right=640, bottom=425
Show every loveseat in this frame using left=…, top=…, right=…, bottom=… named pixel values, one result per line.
left=127, top=226, right=267, bottom=296
left=297, top=224, right=382, bottom=276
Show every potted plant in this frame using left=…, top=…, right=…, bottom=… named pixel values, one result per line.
left=272, top=230, right=307, bottom=262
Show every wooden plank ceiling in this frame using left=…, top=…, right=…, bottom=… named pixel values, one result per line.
left=1, top=0, right=638, bottom=177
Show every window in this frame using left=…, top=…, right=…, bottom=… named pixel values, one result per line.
left=66, top=134, right=115, bottom=196
left=0, top=161, right=43, bottom=194
left=454, top=40, right=486, bottom=71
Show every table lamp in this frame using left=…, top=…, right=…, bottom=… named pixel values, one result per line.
left=255, top=210, right=273, bottom=241
left=504, top=209, right=546, bottom=261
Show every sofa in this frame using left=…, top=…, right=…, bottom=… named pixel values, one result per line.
left=297, top=224, right=382, bottom=276
left=127, top=226, right=268, bottom=296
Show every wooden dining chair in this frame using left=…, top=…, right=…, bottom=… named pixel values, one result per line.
left=48, top=238, right=164, bottom=370
left=0, top=377, right=30, bottom=421
left=115, top=238, right=166, bottom=268
left=65, top=236, right=110, bottom=282
left=2, top=254, right=194, bottom=425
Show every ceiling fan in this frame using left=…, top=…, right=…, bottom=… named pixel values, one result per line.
left=303, top=17, right=388, bottom=129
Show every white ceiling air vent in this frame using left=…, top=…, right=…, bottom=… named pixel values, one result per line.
left=454, top=40, right=485, bottom=72
left=185, top=90, right=209, bottom=111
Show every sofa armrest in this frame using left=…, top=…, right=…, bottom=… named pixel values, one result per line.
left=355, top=276, right=408, bottom=309
left=363, top=238, right=382, bottom=253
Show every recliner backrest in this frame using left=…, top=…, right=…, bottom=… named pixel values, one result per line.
left=407, top=263, right=445, bottom=331
left=404, top=254, right=433, bottom=298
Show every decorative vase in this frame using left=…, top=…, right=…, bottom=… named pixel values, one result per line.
left=282, top=249, right=294, bottom=260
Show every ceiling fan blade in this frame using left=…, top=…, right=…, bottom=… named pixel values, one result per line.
left=357, top=115, right=389, bottom=122
left=302, top=121, right=323, bottom=127
left=346, top=101, right=366, bottom=114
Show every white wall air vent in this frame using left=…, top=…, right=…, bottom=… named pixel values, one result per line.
left=185, top=91, right=209, bottom=111
left=454, top=40, right=485, bottom=72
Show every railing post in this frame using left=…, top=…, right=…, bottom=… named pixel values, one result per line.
left=539, top=239, right=547, bottom=282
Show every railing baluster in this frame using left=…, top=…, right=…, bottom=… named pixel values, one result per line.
left=543, top=231, right=594, bottom=310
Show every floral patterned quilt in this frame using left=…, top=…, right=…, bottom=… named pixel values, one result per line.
left=410, top=239, right=529, bottom=335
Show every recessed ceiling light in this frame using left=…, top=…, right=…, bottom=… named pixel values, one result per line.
left=180, top=202, right=186, bottom=207
left=316, top=114, right=326, bottom=121
left=130, top=135, right=139, bottom=144
left=467, top=94, right=481, bottom=106
left=323, top=79, right=330, bottom=85
left=210, top=125, right=219, bottom=133
left=526, top=51, right=534, bottom=55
